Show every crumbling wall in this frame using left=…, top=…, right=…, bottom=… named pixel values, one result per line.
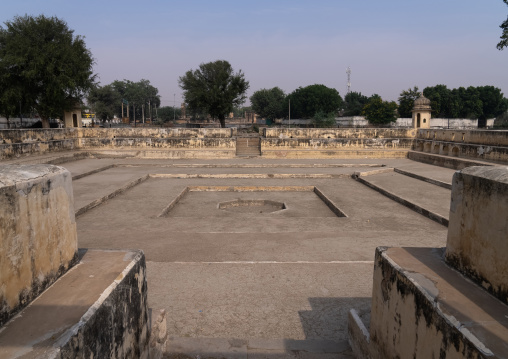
left=0, top=165, right=78, bottom=326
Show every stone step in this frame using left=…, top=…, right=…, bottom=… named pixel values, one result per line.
left=236, top=136, right=261, bottom=156
left=165, top=336, right=354, bottom=358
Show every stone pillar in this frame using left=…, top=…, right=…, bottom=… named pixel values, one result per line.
left=0, top=165, right=78, bottom=326
left=446, top=166, right=508, bottom=304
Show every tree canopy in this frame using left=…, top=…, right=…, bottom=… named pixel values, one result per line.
left=88, top=79, right=160, bottom=123
left=286, top=84, right=343, bottom=119
left=421, top=85, right=507, bottom=126
left=343, top=91, right=369, bottom=116
left=250, top=87, right=286, bottom=120
left=179, top=60, right=249, bottom=128
left=87, top=84, right=120, bottom=121
left=0, top=15, right=95, bottom=127
left=498, top=0, right=508, bottom=50
left=362, top=96, right=398, bottom=125
left=397, top=86, right=420, bottom=118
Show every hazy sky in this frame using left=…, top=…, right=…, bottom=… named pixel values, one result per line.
left=1, top=0, right=507, bottom=107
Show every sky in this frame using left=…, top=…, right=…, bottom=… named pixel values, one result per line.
left=1, top=0, right=507, bottom=107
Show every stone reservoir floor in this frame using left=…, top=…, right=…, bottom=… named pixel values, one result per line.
left=17, top=156, right=456, bottom=358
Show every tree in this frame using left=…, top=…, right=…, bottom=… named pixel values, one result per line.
left=312, top=111, right=336, bottom=128
left=157, top=106, right=181, bottom=123
left=477, top=85, right=508, bottom=127
left=87, top=84, right=121, bottom=121
left=250, top=87, right=286, bottom=121
left=0, top=15, right=95, bottom=128
left=423, top=85, right=452, bottom=118
left=498, top=0, right=508, bottom=50
left=286, top=84, right=343, bottom=119
left=179, top=60, right=249, bottom=128
left=362, top=97, right=398, bottom=125
left=343, top=91, right=369, bottom=116
left=110, top=79, right=160, bottom=124
left=397, top=86, right=420, bottom=118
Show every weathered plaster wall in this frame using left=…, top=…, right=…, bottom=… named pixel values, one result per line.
left=417, top=129, right=508, bottom=146
left=0, top=128, right=236, bottom=160
left=57, top=250, right=150, bottom=359
left=359, top=247, right=489, bottom=359
left=446, top=166, right=508, bottom=304
left=0, top=165, right=78, bottom=326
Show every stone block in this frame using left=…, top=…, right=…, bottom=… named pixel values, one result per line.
left=0, top=164, right=78, bottom=326
left=349, top=247, right=507, bottom=358
left=446, top=166, right=508, bottom=304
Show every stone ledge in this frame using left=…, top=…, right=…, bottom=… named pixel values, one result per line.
left=0, top=249, right=150, bottom=359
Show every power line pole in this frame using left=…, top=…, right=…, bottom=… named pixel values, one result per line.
left=346, top=66, right=351, bottom=94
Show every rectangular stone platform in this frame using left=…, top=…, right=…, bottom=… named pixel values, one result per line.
left=0, top=249, right=149, bottom=359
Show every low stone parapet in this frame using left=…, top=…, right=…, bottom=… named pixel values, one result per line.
left=0, top=249, right=150, bottom=358
left=0, top=164, right=78, bottom=326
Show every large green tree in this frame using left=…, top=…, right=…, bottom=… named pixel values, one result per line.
left=250, top=87, right=286, bottom=120
left=362, top=96, right=398, bottom=125
left=287, top=84, right=343, bottom=119
left=343, top=91, right=369, bottom=116
left=179, top=60, right=249, bottom=128
left=498, top=0, right=508, bottom=50
left=397, top=86, right=420, bottom=118
left=0, top=15, right=95, bottom=128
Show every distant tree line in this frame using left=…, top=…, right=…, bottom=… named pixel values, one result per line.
left=249, top=84, right=508, bottom=127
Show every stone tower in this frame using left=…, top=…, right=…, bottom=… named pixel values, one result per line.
left=412, top=94, right=432, bottom=129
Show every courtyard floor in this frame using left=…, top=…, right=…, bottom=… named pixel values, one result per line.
left=50, top=156, right=455, bottom=357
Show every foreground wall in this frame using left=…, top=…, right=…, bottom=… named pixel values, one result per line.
left=349, top=166, right=508, bottom=358
left=0, top=165, right=78, bottom=326
left=446, top=166, right=508, bottom=304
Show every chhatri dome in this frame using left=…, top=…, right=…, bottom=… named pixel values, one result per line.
left=412, top=94, right=432, bottom=111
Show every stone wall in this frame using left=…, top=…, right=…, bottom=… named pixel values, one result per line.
left=263, top=128, right=416, bottom=139
left=261, top=128, right=415, bottom=158
left=0, top=128, right=236, bottom=160
left=446, top=166, right=508, bottom=304
left=413, top=129, right=508, bottom=163
left=0, top=165, right=78, bottom=326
